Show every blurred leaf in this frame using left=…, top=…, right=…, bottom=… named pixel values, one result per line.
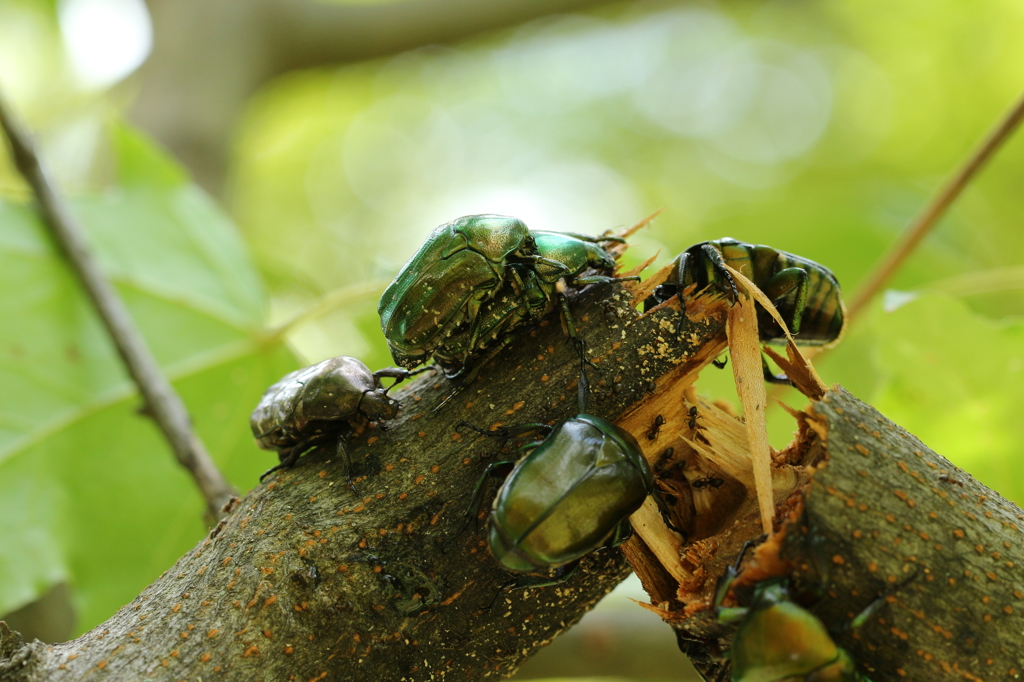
left=111, top=124, right=187, bottom=189
left=231, top=1, right=1024, bottom=371
left=870, top=294, right=1024, bottom=504
left=317, top=0, right=408, bottom=4
left=0, top=127, right=297, bottom=630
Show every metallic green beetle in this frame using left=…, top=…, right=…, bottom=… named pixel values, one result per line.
left=378, top=215, right=534, bottom=371
left=719, top=581, right=868, bottom=681
left=715, top=550, right=876, bottom=682
left=647, top=238, right=846, bottom=347
left=379, top=215, right=632, bottom=378
left=430, top=230, right=628, bottom=374
left=468, top=414, right=652, bottom=585
left=250, top=356, right=412, bottom=481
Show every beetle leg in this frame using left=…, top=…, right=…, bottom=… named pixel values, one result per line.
left=655, top=250, right=695, bottom=334
left=761, top=353, right=793, bottom=385
left=571, top=337, right=594, bottom=413
left=504, top=422, right=553, bottom=439
left=455, top=420, right=552, bottom=450
left=510, top=561, right=580, bottom=590
left=549, top=288, right=597, bottom=413
left=455, top=420, right=510, bottom=441
left=712, top=355, right=728, bottom=369
left=445, top=460, right=518, bottom=548
left=605, top=518, right=635, bottom=547
left=432, top=383, right=467, bottom=413
left=546, top=231, right=626, bottom=245
left=336, top=438, right=358, bottom=492
left=253, top=424, right=283, bottom=440
left=847, top=569, right=918, bottom=632
left=259, top=438, right=316, bottom=482
left=480, top=566, right=579, bottom=610
left=571, top=273, right=641, bottom=286
left=701, top=243, right=740, bottom=303
left=713, top=537, right=765, bottom=617
left=372, top=364, right=434, bottom=391
left=761, top=267, right=810, bottom=335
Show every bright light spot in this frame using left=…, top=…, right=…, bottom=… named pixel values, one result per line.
left=883, top=289, right=920, bottom=312
left=58, top=0, right=152, bottom=88
left=437, top=162, right=641, bottom=235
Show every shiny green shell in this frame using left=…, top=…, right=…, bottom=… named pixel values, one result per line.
left=379, top=216, right=623, bottom=376
left=377, top=215, right=531, bottom=367
left=530, top=231, right=616, bottom=283
left=488, top=414, right=652, bottom=573
left=730, top=583, right=866, bottom=682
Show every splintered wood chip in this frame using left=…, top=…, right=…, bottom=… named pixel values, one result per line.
left=620, top=251, right=660, bottom=298
left=725, top=291, right=776, bottom=536
left=724, top=266, right=828, bottom=397
left=763, top=345, right=825, bottom=400
left=614, top=207, right=664, bottom=242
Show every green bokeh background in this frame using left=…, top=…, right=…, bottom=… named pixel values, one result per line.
left=0, top=0, right=1022, bottom=676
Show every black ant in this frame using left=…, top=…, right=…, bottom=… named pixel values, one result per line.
left=647, top=414, right=666, bottom=440
left=687, top=406, right=711, bottom=444
left=687, top=406, right=699, bottom=430
left=654, top=447, right=678, bottom=474
left=691, top=475, right=725, bottom=490
left=652, top=447, right=695, bottom=540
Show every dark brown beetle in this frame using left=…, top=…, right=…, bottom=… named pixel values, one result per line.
left=250, top=356, right=413, bottom=482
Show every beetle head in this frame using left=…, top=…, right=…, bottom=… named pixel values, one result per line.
left=358, top=389, right=401, bottom=422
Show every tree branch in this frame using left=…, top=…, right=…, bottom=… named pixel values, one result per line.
left=0, top=256, right=727, bottom=680
left=848, top=88, right=1024, bottom=320
left=1, top=246, right=1014, bottom=680
left=0, top=93, right=235, bottom=520
left=622, top=378, right=1024, bottom=681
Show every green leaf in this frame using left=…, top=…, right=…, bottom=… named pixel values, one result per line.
left=110, top=124, right=188, bottom=189
left=0, top=129, right=298, bottom=632
left=870, top=294, right=1024, bottom=504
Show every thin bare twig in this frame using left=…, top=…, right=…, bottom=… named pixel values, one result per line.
left=848, top=88, right=1024, bottom=320
left=0, top=93, right=236, bottom=519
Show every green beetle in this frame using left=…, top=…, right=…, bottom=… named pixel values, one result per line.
left=378, top=214, right=534, bottom=371
left=719, top=581, right=868, bottom=681
left=430, top=230, right=629, bottom=375
left=251, top=356, right=412, bottom=482
left=464, top=414, right=653, bottom=586
left=647, top=238, right=846, bottom=347
left=714, top=547, right=879, bottom=682
left=379, top=215, right=634, bottom=378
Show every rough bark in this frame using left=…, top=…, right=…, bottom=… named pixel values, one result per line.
left=2, top=255, right=1020, bottom=681
left=0, top=263, right=729, bottom=681
left=624, top=381, right=1024, bottom=681
left=131, top=0, right=622, bottom=194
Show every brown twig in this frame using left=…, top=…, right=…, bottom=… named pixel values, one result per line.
left=848, top=88, right=1024, bottom=320
left=0, top=93, right=236, bottom=519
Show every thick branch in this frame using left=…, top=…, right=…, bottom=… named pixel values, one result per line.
left=624, top=380, right=1024, bottom=681
left=0, top=269, right=727, bottom=680
left=2, top=246, right=1015, bottom=680
left=0, top=94, right=235, bottom=519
